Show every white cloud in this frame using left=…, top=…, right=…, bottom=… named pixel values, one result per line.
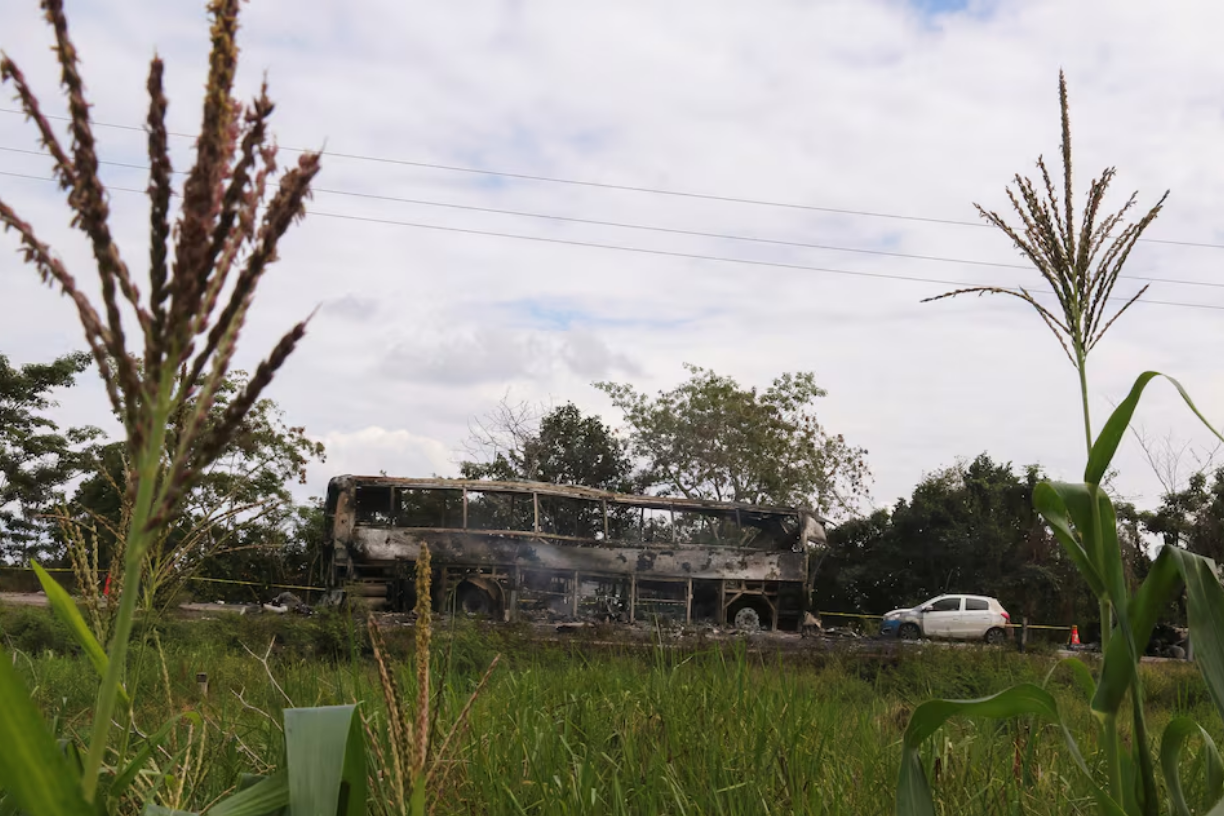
left=3, top=0, right=1224, bottom=511
left=380, top=325, right=639, bottom=386
left=307, top=427, right=456, bottom=492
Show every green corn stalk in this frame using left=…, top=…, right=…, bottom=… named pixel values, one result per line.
left=899, top=72, right=1224, bottom=816
left=0, top=0, right=366, bottom=814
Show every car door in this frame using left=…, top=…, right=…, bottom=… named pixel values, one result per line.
left=961, top=597, right=992, bottom=638
left=923, top=596, right=962, bottom=637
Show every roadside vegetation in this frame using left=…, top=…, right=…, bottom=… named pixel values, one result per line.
left=2, top=602, right=1218, bottom=816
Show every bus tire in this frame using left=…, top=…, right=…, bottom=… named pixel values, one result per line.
left=729, top=600, right=770, bottom=632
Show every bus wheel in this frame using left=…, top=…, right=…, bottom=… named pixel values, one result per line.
left=732, top=605, right=762, bottom=632
left=456, top=581, right=499, bottom=618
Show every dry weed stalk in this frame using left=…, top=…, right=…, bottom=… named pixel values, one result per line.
left=366, top=545, right=500, bottom=815
left=0, top=0, right=319, bottom=797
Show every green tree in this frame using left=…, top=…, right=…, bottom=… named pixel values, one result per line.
left=1143, top=467, right=1224, bottom=562
left=816, top=453, right=1092, bottom=628
left=0, top=350, right=101, bottom=563
left=63, top=370, right=326, bottom=608
left=460, top=400, right=640, bottom=493
left=596, top=365, right=870, bottom=517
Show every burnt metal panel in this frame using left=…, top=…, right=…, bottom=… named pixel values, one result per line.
left=328, top=474, right=831, bottom=526
left=352, top=528, right=807, bottom=582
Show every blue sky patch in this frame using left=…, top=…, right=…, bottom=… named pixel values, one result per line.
left=906, top=0, right=1001, bottom=23
left=910, top=0, right=970, bottom=14
left=503, top=298, right=709, bottom=332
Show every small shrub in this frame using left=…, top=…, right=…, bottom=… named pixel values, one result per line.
left=0, top=607, right=77, bottom=656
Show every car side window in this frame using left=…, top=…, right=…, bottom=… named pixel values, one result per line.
left=930, top=597, right=961, bottom=612
left=965, top=598, right=989, bottom=611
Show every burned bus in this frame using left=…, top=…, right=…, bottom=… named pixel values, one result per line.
left=324, top=475, right=829, bottom=631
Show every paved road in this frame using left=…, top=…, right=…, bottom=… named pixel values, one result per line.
left=0, top=592, right=49, bottom=607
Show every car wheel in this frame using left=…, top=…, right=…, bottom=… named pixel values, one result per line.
left=899, top=622, right=921, bottom=640
left=985, top=627, right=1006, bottom=645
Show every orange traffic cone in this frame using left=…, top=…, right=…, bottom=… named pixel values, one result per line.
left=1070, top=624, right=1081, bottom=646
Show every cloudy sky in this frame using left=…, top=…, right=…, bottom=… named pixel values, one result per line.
left=3, top=0, right=1224, bottom=517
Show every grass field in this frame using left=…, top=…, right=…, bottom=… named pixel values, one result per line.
left=2, top=603, right=1218, bottom=815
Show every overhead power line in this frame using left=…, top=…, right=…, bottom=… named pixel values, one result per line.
left=1, top=106, right=1220, bottom=250
left=302, top=210, right=1224, bottom=313
left=2, top=167, right=1220, bottom=313
left=3, top=159, right=1223, bottom=293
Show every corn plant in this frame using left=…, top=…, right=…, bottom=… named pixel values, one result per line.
left=0, top=1, right=375, bottom=814
left=898, top=72, right=1224, bottom=816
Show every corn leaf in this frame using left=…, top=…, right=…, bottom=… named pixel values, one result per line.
left=0, top=649, right=92, bottom=816
left=1166, top=547, right=1224, bottom=725
left=1094, top=547, right=1181, bottom=715
left=1161, top=717, right=1224, bottom=816
left=1085, top=371, right=1223, bottom=486
left=1096, top=545, right=1224, bottom=728
left=29, top=563, right=129, bottom=708
left=896, top=683, right=1125, bottom=816
left=1042, top=656, right=1097, bottom=702
left=1037, top=482, right=1129, bottom=610
left=208, top=771, right=289, bottom=816
left=1034, top=483, right=1106, bottom=598
left=283, top=706, right=366, bottom=816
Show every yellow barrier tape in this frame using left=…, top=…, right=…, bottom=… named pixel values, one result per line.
left=186, top=576, right=326, bottom=593
left=817, top=610, right=1072, bottom=631
left=0, top=567, right=1078, bottom=630
left=0, top=566, right=73, bottom=572
left=818, top=610, right=883, bottom=620
left=0, top=566, right=324, bottom=593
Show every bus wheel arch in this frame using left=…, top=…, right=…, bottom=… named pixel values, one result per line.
left=455, top=576, right=504, bottom=619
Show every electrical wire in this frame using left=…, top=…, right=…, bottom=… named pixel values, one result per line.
left=2, top=106, right=1220, bottom=249
left=3, top=157, right=1223, bottom=292
left=2, top=166, right=1222, bottom=311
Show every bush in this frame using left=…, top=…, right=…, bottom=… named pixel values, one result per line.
left=0, top=606, right=78, bottom=656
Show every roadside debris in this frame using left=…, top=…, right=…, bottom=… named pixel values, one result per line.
left=262, top=592, right=311, bottom=615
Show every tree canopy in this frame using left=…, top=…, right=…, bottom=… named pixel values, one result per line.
left=62, top=369, right=326, bottom=607
left=814, top=453, right=1097, bottom=627
left=0, top=351, right=101, bottom=563
left=596, top=365, right=870, bottom=517
left=460, top=400, right=640, bottom=493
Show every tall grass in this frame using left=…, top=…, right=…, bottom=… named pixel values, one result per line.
left=4, top=604, right=1220, bottom=815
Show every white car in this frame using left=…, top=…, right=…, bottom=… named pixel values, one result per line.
left=879, top=594, right=1011, bottom=644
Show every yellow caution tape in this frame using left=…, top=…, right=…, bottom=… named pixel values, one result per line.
left=0, top=567, right=1078, bottom=630
left=817, top=610, right=1072, bottom=631
left=186, top=576, right=326, bottom=593
left=0, top=566, right=325, bottom=593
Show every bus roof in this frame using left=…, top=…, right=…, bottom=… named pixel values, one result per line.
left=328, top=475, right=829, bottom=524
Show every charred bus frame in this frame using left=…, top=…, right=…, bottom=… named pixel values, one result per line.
left=324, top=475, right=829, bottom=631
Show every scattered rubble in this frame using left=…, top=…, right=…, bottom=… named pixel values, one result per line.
left=261, top=592, right=312, bottom=615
